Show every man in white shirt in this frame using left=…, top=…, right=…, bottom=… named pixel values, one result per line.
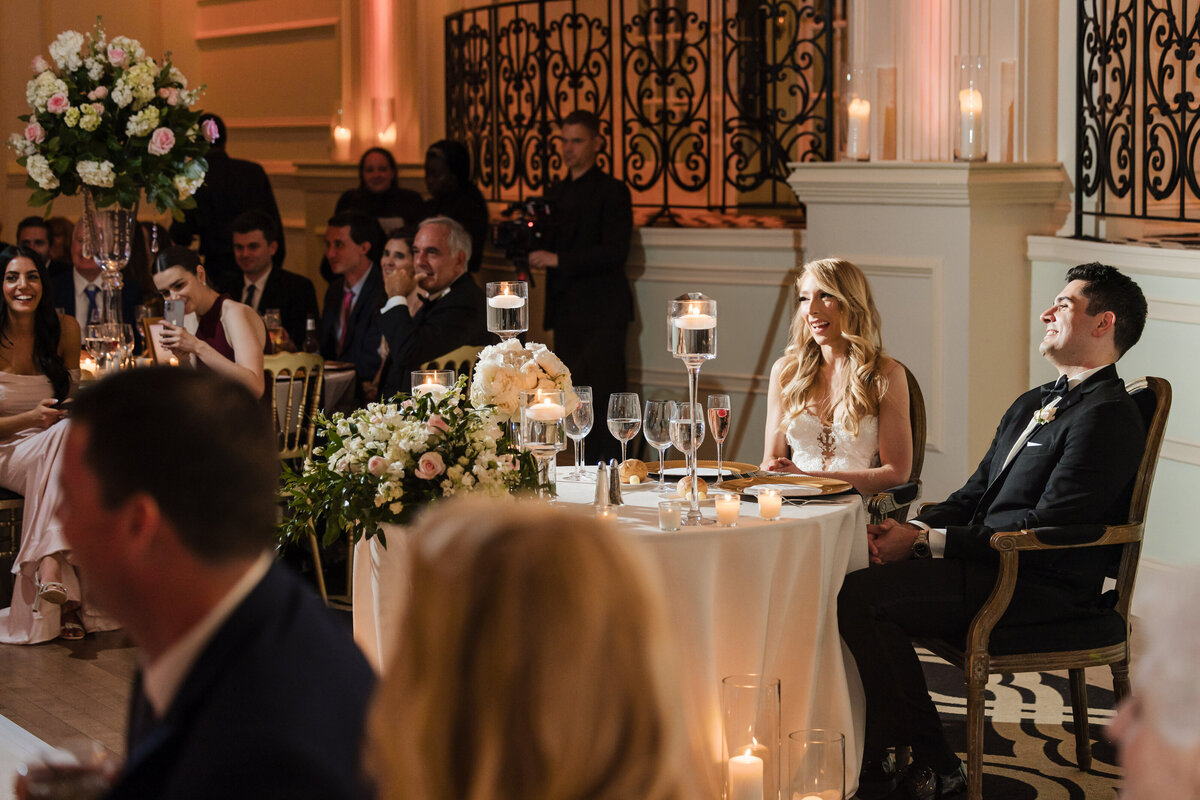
left=59, top=369, right=374, bottom=800
left=838, top=264, right=1149, bottom=800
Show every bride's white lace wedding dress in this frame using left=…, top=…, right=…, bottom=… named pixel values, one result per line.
left=784, top=412, right=880, bottom=472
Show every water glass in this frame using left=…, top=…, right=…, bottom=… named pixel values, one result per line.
left=786, top=729, right=845, bottom=800
left=707, top=393, right=731, bottom=484
left=669, top=401, right=705, bottom=474
left=643, top=399, right=673, bottom=492
left=85, top=322, right=120, bottom=370
left=564, top=386, right=593, bottom=480
left=606, top=392, right=641, bottom=463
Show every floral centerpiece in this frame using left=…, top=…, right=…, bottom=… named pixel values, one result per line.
left=281, top=378, right=539, bottom=546
left=471, top=338, right=581, bottom=421
left=9, top=19, right=212, bottom=215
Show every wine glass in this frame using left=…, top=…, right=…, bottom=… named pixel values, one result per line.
left=643, top=400, right=673, bottom=493
left=564, top=386, right=594, bottom=480
left=707, top=394, right=731, bottom=484
left=119, top=323, right=136, bottom=367
left=670, top=401, right=706, bottom=475
left=85, top=322, right=119, bottom=370
left=606, top=392, right=641, bottom=463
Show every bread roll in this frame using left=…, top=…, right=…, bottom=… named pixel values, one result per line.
left=677, top=475, right=708, bottom=499
left=619, top=459, right=649, bottom=484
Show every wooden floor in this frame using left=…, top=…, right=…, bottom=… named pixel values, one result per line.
left=0, top=631, right=138, bottom=759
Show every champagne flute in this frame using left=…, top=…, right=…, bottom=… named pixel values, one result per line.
left=564, top=386, right=594, bottom=480
left=606, top=392, right=641, bottom=463
left=707, top=393, right=731, bottom=484
left=643, top=400, right=673, bottom=493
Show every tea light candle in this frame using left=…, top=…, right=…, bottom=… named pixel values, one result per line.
left=846, top=97, right=871, bottom=160
left=168, top=356, right=179, bottom=367
left=758, top=488, right=782, bottom=519
left=413, top=382, right=450, bottom=399
left=595, top=506, right=618, bottom=522
left=658, top=501, right=682, bottom=531
left=958, top=88, right=984, bottom=160
left=487, top=293, right=525, bottom=309
left=333, top=125, right=352, bottom=162
left=674, top=312, right=716, bottom=330
left=80, top=355, right=98, bottom=376
left=526, top=400, right=566, bottom=421
left=728, top=752, right=764, bottom=800
left=715, top=493, right=741, bottom=526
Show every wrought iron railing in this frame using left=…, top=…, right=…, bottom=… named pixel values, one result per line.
left=1076, top=0, right=1200, bottom=234
left=445, top=0, right=835, bottom=220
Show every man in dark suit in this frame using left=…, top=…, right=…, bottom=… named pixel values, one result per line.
left=838, top=263, right=1149, bottom=800
left=54, top=223, right=142, bottom=325
left=377, top=216, right=488, bottom=399
left=529, top=109, right=634, bottom=462
left=226, top=210, right=318, bottom=350
left=58, top=369, right=374, bottom=800
left=16, top=216, right=70, bottom=277
left=170, top=114, right=285, bottom=292
left=320, top=211, right=384, bottom=391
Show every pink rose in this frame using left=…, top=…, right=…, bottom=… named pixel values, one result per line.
left=201, top=118, right=219, bottom=144
left=24, top=122, right=45, bottom=144
left=367, top=456, right=388, bottom=477
left=426, top=414, right=450, bottom=435
left=157, top=87, right=180, bottom=106
left=414, top=452, right=445, bottom=480
left=91, top=103, right=104, bottom=114
left=147, top=127, right=175, bottom=156
left=30, top=56, right=50, bottom=73
left=46, top=93, right=69, bottom=114
left=87, top=86, right=108, bottom=101
left=400, top=399, right=414, bottom=410
left=107, top=45, right=127, bottom=67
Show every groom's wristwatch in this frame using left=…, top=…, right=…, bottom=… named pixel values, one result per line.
left=911, top=527, right=932, bottom=559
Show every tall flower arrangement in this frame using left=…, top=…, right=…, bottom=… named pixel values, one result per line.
left=470, top=338, right=581, bottom=421
left=8, top=19, right=212, bottom=215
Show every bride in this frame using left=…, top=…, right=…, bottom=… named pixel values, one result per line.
left=761, top=258, right=912, bottom=496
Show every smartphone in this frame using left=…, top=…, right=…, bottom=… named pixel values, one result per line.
left=164, top=299, right=186, bottom=327
left=55, top=398, right=74, bottom=414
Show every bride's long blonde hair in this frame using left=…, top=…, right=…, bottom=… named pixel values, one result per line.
left=778, top=258, right=887, bottom=437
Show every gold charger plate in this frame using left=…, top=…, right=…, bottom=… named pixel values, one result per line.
left=650, top=459, right=759, bottom=478
left=721, top=474, right=854, bottom=496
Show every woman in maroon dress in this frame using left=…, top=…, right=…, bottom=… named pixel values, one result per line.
left=151, top=246, right=271, bottom=396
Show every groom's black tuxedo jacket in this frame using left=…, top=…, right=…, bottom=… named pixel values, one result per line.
left=915, top=364, right=1145, bottom=598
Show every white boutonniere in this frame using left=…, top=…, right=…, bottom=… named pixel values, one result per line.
left=1032, top=406, right=1058, bottom=426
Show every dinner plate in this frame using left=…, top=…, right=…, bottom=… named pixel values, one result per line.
left=743, top=482, right=824, bottom=497
left=649, top=459, right=758, bottom=479
left=721, top=474, right=854, bottom=496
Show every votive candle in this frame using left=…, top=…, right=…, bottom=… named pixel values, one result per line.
left=596, top=506, right=618, bottom=522
left=715, top=493, right=741, bottom=526
left=658, top=500, right=682, bottom=531
left=758, top=489, right=782, bottom=519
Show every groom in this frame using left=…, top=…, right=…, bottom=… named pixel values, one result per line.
left=838, top=263, right=1148, bottom=800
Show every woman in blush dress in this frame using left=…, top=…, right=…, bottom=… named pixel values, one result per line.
left=151, top=246, right=271, bottom=397
left=366, top=497, right=705, bottom=800
left=0, top=247, right=118, bottom=643
left=761, top=258, right=912, bottom=496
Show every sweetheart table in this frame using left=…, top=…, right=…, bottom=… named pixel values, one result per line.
left=352, top=470, right=868, bottom=796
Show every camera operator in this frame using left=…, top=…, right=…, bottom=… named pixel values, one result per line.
left=529, top=110, right=634, bottom=462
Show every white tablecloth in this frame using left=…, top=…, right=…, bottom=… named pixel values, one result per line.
left=353, top=470, right=868, bottom=796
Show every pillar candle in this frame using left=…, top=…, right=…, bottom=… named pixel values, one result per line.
left=846, top=98, right=870, bottom=160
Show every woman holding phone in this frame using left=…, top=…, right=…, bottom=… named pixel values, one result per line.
left=0, top=246, right=118, bottom=643
left=151, top=246, right=272, bottom=397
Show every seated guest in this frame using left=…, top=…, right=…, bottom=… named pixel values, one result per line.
left=761, top=258, right=912, bottom=495
left=422, top=140, right=489, bottom=273
left=152, top=246, right=271, bottom=397
left=227, top=210, right=319, bottom=350
left=0, top=247, right=118, bottom=644
left=377, top=217, right=488, bottom=399
left=15, top=216, right=69, bottom=276
left=1110, top=566, right=1200, bottom=800
left=53, top=224, right=144, bottom=325
left=46, top=217, right=74, bottom=265
left=839, top=263, right=1148, bottom=799
left=320, top=212, right=385, bottom=392
left=57, top=369, right=374, bottom=799
left=366, top=497, right=700, bottom=800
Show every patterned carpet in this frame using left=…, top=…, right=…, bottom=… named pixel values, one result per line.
left=921, top=648, right=1121, bottom=799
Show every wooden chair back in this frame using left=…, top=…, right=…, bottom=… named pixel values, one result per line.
left=867, top=362, right=926, bottom=523
left=264, top=352, right=326, bottom=462
left=904, top=363, right=926, bottom=485
left=421, top=344, right=485, bottom=388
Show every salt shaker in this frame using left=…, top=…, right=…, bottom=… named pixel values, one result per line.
left=594, top=461, right=612, bottom=506
left=607, top=458, right=623, bottom=506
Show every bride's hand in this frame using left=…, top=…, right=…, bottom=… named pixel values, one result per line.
left=764, top=457, right=803, bottom=474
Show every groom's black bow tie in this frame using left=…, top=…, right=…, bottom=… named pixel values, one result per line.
left=1041, top=374, right=1070, bottom=403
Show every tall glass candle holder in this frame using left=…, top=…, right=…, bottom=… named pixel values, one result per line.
left=786, top=729, right=845, bottom=800
left=955, top=56, right=987, bottom=162
left=520, top=389, right=566, bottom=496
left=486, top=281, right=529, bottom=340
left=668, top=293, right=717, bottom=526
left=843, top=65, right=871, bottom=161
left=722, top=675, right=780, bottom=800
left=410, top=369, right=455, bottom=400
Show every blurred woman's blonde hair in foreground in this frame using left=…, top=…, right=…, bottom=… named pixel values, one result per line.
left=366, top=497, right=702, bottom=800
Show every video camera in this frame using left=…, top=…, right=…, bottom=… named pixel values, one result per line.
left=491, top=197, right=552, bottom=284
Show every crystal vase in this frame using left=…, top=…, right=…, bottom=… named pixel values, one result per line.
left=81, top=189, right=137, bottom=327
